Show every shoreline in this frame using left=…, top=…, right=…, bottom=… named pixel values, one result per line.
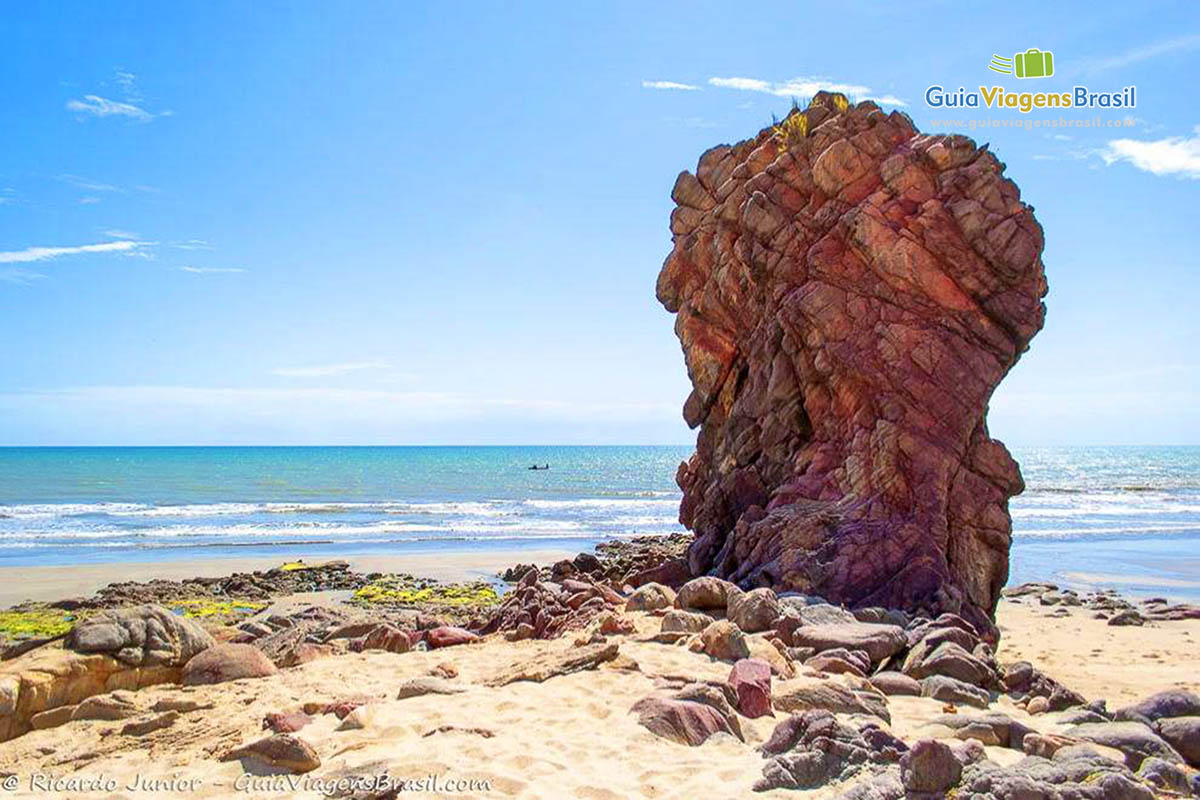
left=5, top=540, right=1200, bottom=611
left=0, top=547, right=582, bottom=609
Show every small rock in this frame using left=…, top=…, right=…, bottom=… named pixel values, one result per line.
left=120, top=711, right=179, bottom=737
left=263, top=711, right=313, bottom=733
left=222, top=733, right=321, bottom=774
left=396, top=677, right=467, bottom=699
left=625, top=582, right=676, bottom=612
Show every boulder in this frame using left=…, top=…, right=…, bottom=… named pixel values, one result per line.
left=1067, top=721, right=1184, bottom=769
left=658, top=93, right=1047, bottom=636
left=625, top=583, right=676, bottom=612
left=360, top=624, right=412, bottom=654
left=774, top=678, right=890, bottom=723
left=869, top=672, right=921, bottom=697
left=903, top=641, right=994, bottom=686
left=65, top=605, right=214, bottom=667
left=660, top=609, right=712, bottom=634
left=425, top=626, right=479, bottom=649
left=900, top=740, right=961, bottom=793
left=181, top=644, right=278, bottom=686
left=755, top=710, right=907, bottom=791
left=726, top=588, right=781, bottom=633
left=804, top=648, right=869, bottom=678
left=921, top=675, right=989, bottom=709
left=631, top=695, right=740, bottom=746
left=727, top=659, right=772, bottom=718
left=486, top=642, right=619, bottom=686
left=1115, top=690, right=1200, bottom=724
left=1155, top=716, right=1200, bottom=767
left=72, top=690, right=139, bottom=721
left=674, top=577, right=742, bottom=611
left=699, top=620, right=750, bottom=661
left=786, top=623, right=905, bottom=664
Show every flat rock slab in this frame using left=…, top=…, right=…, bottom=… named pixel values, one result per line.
left=788, top=623, right=906, bottom=664
left=486, top=642, right=620, bottom=686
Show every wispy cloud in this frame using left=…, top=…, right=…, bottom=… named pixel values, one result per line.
left=708, top=76, right=907, bottom=107
left=58, top=174, right=123, bottom=194
left=1079, top=34, right=1200, bottom=75
left=1100, top=126, right=1200, bottom=179
left=272, top=361, right=394, bottom=378
left=171, top=239, right=213, bottom=251
left=66, top=70, right=171, bottom=122
left=0, top=267, right=47, bottom=285
left=179, top=266, right=246, bottom=274
left=0, top=239, right=153, bottom=265
left=642, top=80, right=699, bottom=91
left=103, top=229, right=140, bottom=240
left=66, top=95, right=156, bottom=121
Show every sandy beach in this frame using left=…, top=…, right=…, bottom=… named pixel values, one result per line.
left=0, top=589, right=1196, bottom=799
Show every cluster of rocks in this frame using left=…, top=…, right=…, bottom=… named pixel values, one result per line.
left=478, top=567, right=628, bottom=640
left=1004, top=582, right=1200, bottom=624
left=52, top=561, right=370, bottom=610
left=620, top=575, right=1200, bottom=795
left=501, top=534, right=692, bottom=590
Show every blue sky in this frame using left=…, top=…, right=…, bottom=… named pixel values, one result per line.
left=1, top=1, right=1197, bottom=445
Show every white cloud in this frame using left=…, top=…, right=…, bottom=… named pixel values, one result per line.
left=78, top=197, right=101, bottom=205
left=709, top=77, right=771, bottom=92
left=171, top=239, right=213, bottom=250
left=103, top=229, right=140, bottom=240
left=708, top=76, right=907, bottom=107
left=0, top=239, right=153, bottom=264
left=66, top=94, right=156, bottom=121
left=1081, top=34, right=1200, bottom=74
left=1100, top=126, right=1200, bottom=179
left=642, top=80, right=700, bottom=91
left=272, top=361, right=394, bottom=378
left=0, top=267, right=46, bottom=285
left=179, top=266, right=246, bottom=274
left=58, top=174, right=123, bottom=193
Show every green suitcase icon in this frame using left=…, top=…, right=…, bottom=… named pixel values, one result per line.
left=1014, top=48, right=1054, bottom=79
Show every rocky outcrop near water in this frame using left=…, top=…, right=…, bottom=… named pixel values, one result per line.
left=657, top=92, right=1048, bottom=634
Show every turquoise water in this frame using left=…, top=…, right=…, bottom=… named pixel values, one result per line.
left=0, top=446, right=1197, bottom=600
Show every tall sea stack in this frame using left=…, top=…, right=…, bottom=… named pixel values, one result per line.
left=657, top=92, right=1047, bottom=635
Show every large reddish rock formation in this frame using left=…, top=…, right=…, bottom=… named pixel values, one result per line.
left=657, top=93, right=1047, bottom=635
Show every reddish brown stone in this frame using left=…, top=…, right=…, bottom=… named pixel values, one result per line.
left=426, top=626, right=479, bottom=649
left=727, top=658, right=773, bottom=718
left=657, top=92, right=1047, bottom=636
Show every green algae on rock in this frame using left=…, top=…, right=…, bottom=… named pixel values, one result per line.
left=0, top=608, right=77, bottom=642
left=165, top=598, right=268, bottom=624
left=351, top=575, right=500, bottom=610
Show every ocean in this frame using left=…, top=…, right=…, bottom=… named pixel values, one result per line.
left=1, top=445, right=1197, bottom=601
